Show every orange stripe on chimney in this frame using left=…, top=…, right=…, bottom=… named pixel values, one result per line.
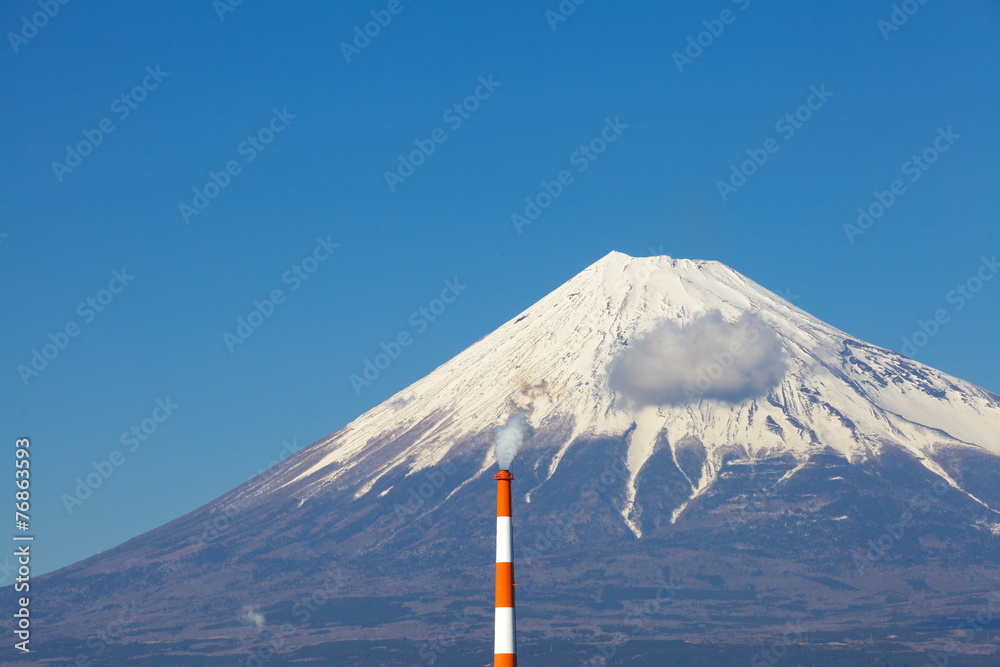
left=495, top=562, right=515, bottom=607
left=495, top=471, right=512, bottom=517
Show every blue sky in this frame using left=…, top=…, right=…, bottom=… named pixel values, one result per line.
left=1, top=1, right=997, bottom=577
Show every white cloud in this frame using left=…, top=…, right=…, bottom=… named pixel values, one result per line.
left=609, top=310, right=786, bottom=405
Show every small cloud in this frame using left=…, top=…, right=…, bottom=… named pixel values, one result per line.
left=609, top=310, right=786, bottom=406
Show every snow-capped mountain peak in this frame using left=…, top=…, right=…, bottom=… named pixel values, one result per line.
left=36, top=252, right=1000, bottom=661
left=275, top=252, right=1000, bottom=534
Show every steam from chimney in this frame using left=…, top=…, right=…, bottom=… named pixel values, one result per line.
left=240, top=605, right=265, bottom=630
left=494, top=409, right=533, bottom=470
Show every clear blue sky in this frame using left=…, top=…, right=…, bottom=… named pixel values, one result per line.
left=2, top=1, right=998, bottom=577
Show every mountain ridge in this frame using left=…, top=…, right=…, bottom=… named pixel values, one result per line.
left=262, top=251, right=1000, bottom=536
left=19, top=251, right=1000, bottom=664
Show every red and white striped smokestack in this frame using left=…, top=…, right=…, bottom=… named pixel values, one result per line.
left=494, top=469, right=516, bottom=667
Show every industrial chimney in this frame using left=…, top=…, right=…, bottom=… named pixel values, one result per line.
left=494, top=469, right=516, bottom=667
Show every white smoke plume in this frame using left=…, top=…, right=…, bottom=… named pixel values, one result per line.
left=241, top=605, right=265, bottom=630
left=609, top=310, right=786, bottom=406
left=494, top=409, right=533, bottom=470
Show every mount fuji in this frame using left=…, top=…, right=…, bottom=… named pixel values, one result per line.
left=19, top=252, right=1000, bottom=665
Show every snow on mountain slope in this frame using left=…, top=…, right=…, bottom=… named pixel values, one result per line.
left=273, top=251, right=1000, bottom=534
